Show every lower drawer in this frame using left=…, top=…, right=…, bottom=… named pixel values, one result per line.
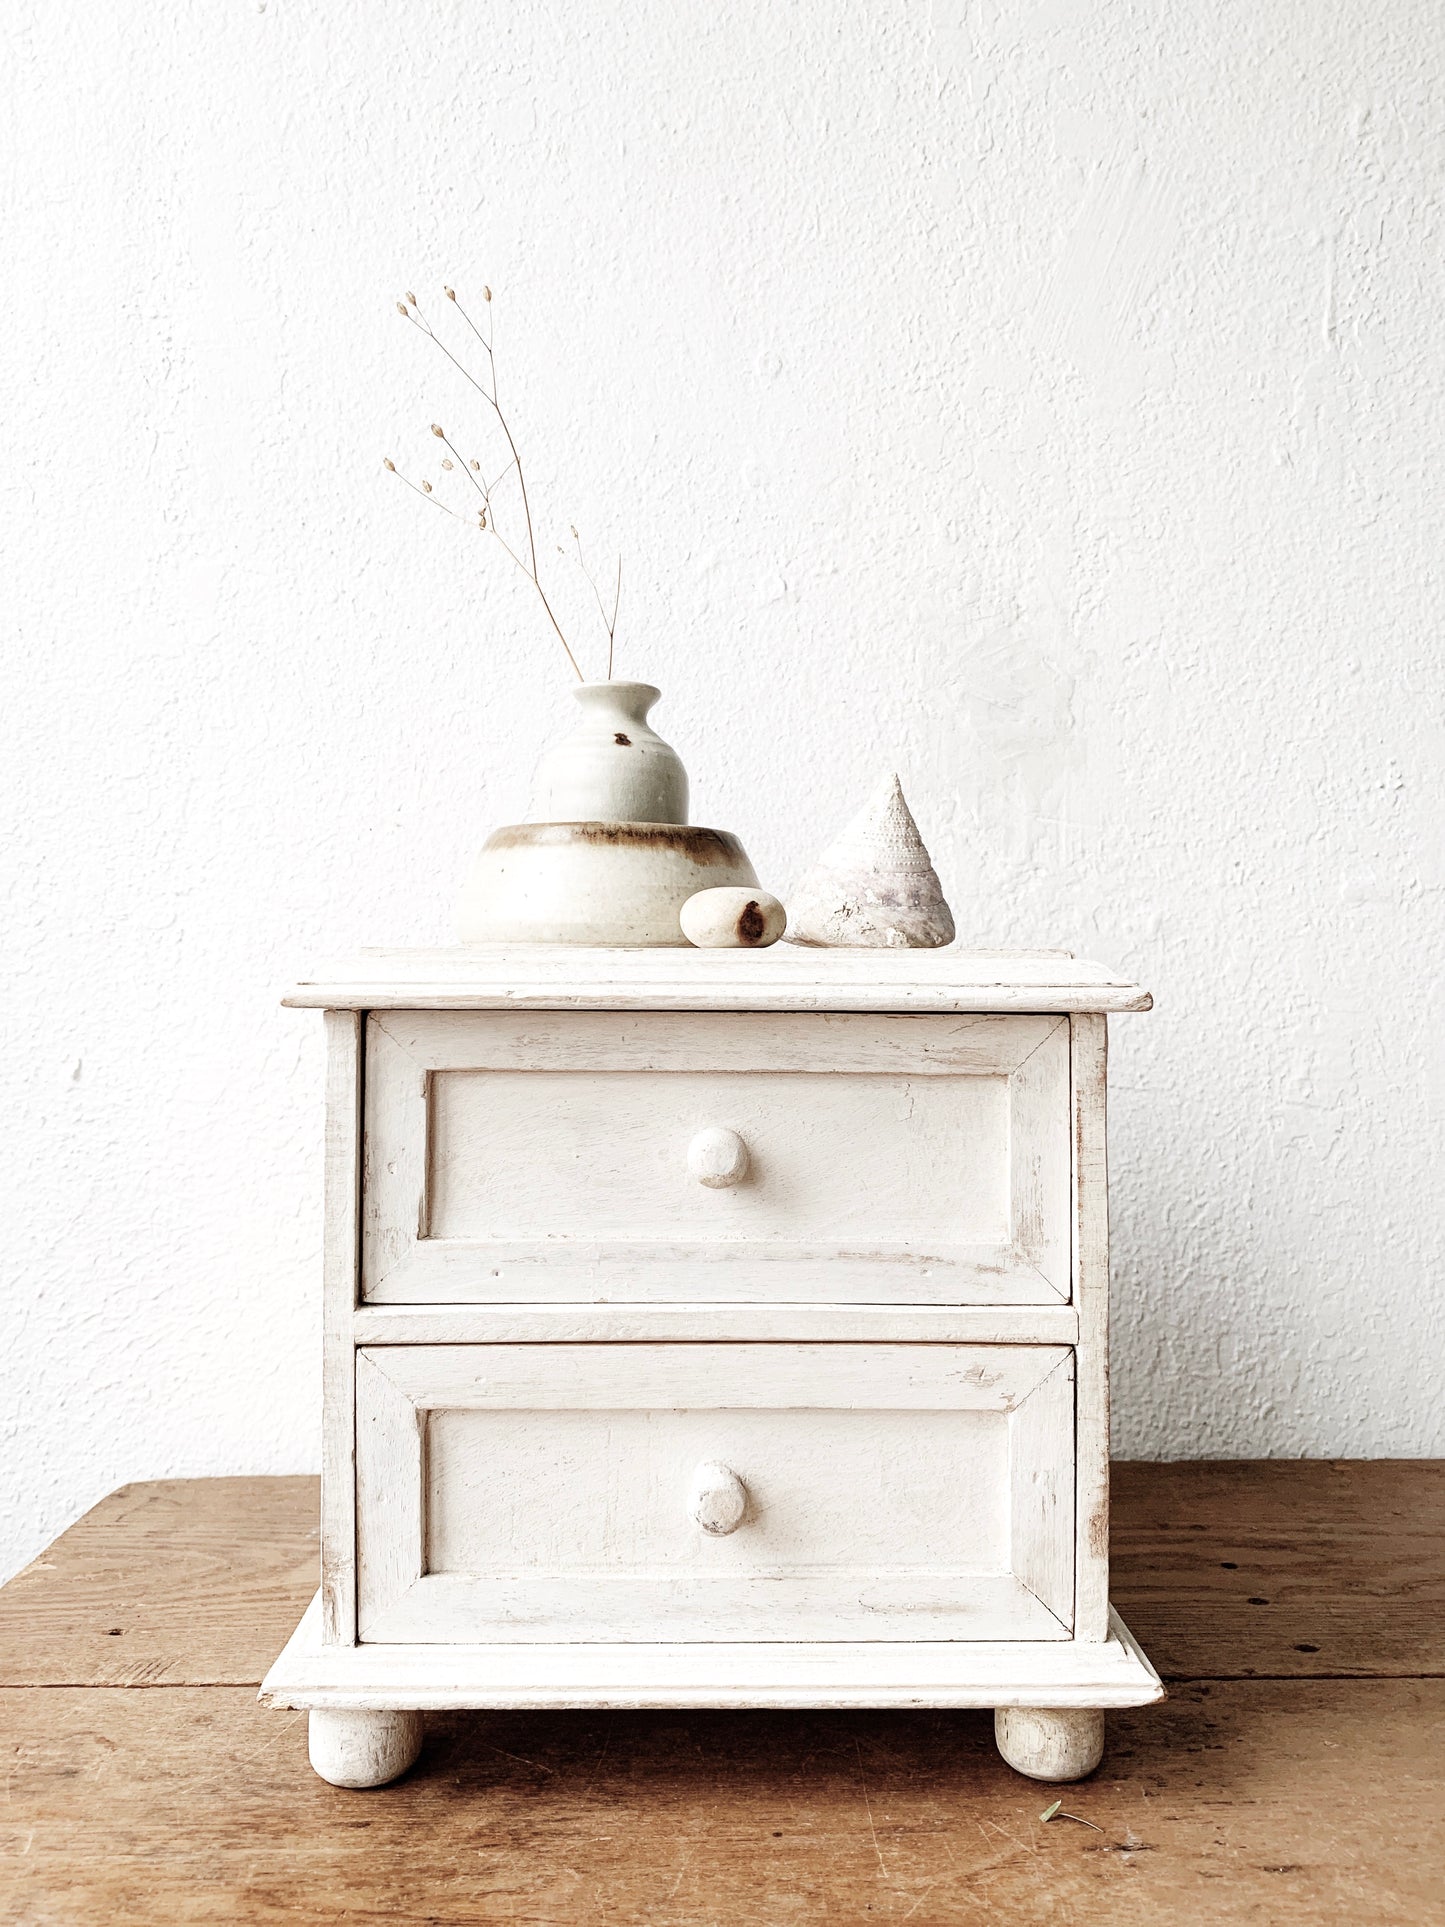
left=355, top=1344, right=1075, bottom=1643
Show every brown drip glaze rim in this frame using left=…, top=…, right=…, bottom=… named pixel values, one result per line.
left=484, top=822, right=748, bottom=860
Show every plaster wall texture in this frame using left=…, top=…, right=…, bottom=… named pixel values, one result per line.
left=3, top=0, right=1443, bottom=1579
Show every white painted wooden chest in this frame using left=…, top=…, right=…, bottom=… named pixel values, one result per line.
left=262, top=947, right=1162, bottom=1787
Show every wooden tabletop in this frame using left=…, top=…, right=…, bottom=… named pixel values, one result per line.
left=1, top=1462, right=1440, bottom=1923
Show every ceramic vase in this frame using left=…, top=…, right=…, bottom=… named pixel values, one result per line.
left=457, top=680, right=764, bottom=945
left=529, top=681, right=688, bottom=825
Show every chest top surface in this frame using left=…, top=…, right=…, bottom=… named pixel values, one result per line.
left=284, top=945, right=1150, bottom=1015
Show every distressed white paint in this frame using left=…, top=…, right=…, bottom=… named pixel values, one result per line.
left=287, top=947, right=1151, bottom=1012
left=262, top=1596, right=1163, bottom=1712
left=1071, top=1015, right=1113, bottom=1642
left=685, top=1125, right=750, bottom=1189
left=994, top=1706, right=1106, bottom=1783
left=353, top=1339, right=1074, bottom=1644
left=688, top=1461, right=749, bottom=1537
left=319, top=1012, right=362, bottom=1643
left=5, top=0, right=1444, bottom=1582
left=350, top=1304, right=1082, bottom=1346
left=295, top=979, right=1121, bottom=1780
left=359, top=1007, right=1072, bottom=1304
left=307, top=1706, right=424, bottom=1790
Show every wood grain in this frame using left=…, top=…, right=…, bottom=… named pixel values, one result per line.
left=7, top=1465, right=1441, bottom=1690
left=1, top=1681, right=1439, bottom=1925
left=0, top=1478, right=317, bottom=1688
left=1113, top=1458, right=1445, bottom=1680
left=4, top=1468, right=1443, bottom=1922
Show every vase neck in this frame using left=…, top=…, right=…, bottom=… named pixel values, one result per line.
left=572, top=681, right=660, bottom=728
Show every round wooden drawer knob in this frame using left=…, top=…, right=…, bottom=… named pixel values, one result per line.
left=687, top=1126, right=750, bottom=1188
left=690, top=1461, right=748, bottom=1535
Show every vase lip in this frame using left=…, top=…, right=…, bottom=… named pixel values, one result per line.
left=571, top=679, right=661, bottom=720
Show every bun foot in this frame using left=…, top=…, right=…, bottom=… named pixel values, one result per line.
left=994, top=1707, right=1105, bottom=1782
left=307, top=1708, right=424, bottom=1788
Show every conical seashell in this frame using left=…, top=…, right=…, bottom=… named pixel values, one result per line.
left=784, top=774, right=955, bottom=949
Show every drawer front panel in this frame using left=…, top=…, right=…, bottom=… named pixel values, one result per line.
left=362, top=1011, right=1071, bottom=1304
left=356, top=1343, right=1075, bottom=1644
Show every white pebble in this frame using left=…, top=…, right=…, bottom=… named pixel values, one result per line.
left=680, top=887, right=787, bottom=949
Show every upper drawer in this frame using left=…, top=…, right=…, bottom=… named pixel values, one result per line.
left=361, top=1011, right=1072, bottom=1305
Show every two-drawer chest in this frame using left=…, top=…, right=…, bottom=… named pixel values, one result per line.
left=261, top=946, right=1162, bottom=1786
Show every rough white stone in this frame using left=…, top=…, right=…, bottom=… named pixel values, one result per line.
left=680, top=887, right=787, bottom=948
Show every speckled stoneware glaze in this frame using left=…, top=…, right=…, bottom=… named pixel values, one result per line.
left=457, top=821, right=759, bottom=946
left=529, top=682, right=689, bottom=826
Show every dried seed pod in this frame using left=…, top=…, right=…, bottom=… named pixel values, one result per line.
left=431, top=423, right=444, bottom=437
left=382, top=458, right=396, bottom=471
left=421, top=480, right=432, bottom=493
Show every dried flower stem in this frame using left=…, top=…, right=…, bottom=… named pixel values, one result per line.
left=397, top=293, right=585, bottom=681
left=383, top=459, right=467, bottom=522
left=571, top=529, right=622, bottom=681
left=433, top=428, right=553, bottom=596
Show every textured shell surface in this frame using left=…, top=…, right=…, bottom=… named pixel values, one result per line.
left=785, top=773, right=955, bottom=949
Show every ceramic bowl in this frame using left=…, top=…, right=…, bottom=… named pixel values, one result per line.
left=457, top=822, right=760, bottom=946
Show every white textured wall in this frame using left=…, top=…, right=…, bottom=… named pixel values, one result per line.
left=3, top=0, right=1443, bottom=1579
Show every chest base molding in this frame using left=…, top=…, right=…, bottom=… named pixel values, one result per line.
left=262, top=1592, right=1162, bottom=1713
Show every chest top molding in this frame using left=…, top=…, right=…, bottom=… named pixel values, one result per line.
left=284, top=946, right=1151, bottom=1014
